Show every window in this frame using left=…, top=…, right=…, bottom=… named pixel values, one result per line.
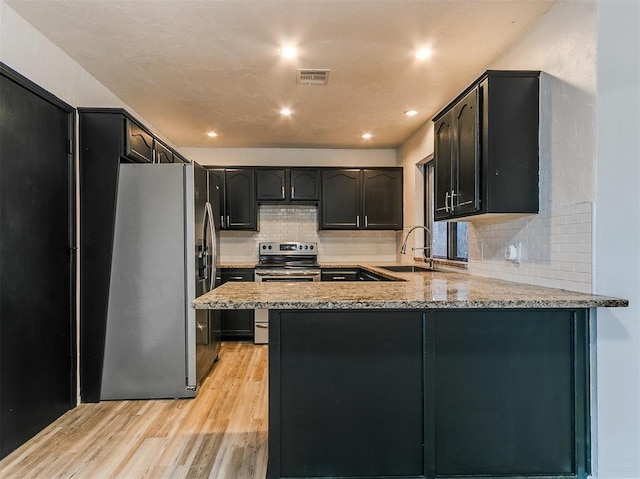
left=424, top=161, right=468, bottom=262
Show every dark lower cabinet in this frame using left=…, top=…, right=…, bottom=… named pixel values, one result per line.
left=269, top=311, right=425, bottom=478
left=430, top=309, right=588, bottom=477
left=268, top=308, right=590, bottom=479
left=220, top=269, right=254, bottom=340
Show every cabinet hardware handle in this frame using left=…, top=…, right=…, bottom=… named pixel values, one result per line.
left=365, top=216, right=368, bottom=228
left=445, top=192, right=450, bottom=212
left=226, top=215, right=230, bottom=227
left=291, top=186, right=295, bottom=199
left=221, top=216, right=225, bottom=227
left=229, top=276, right=244, bottom=280
left=333, top=276, right=346, bottom=280
left=281, top=186, right=285, bottom=199
left=256, top=324, right=268, bottom=329
left=356, top=216, right=360, bottom=228
left=450, top=190, right=457, bottom=212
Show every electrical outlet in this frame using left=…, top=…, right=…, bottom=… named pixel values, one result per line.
left=504, top=242, right=521, bottom=264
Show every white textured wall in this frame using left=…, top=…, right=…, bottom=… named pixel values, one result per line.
left=397, top=0, right=597, bottom=292
left=0, top=0, right=174, bottom=405
left=180, top=147, right=396, bottom=167
left=594, top=1, right=640, bottom=477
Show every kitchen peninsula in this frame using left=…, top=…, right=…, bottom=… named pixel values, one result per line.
left=192, top=266, right=627, bottom=479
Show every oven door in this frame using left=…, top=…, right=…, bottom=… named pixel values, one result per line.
left=255, top=270, right=320, bottom=282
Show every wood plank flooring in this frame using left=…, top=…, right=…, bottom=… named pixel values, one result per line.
left=0, top=342, right=268, bottom=479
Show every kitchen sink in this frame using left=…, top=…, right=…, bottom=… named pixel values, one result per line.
left=376, top=265, right=437, bottom=273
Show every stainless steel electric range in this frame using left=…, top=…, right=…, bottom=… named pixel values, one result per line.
left=254, top=241, right=320, bottom=344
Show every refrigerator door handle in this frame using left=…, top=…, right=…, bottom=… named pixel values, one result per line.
left=205, top=201, right=217, bottom=292
left=198, top=206, right=208, bottom=281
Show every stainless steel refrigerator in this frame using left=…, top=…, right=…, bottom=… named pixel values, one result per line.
left=100, top=162, right=220, bottom=400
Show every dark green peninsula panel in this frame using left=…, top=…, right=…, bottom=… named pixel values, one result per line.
left=267, top=308, right=589, bottom=479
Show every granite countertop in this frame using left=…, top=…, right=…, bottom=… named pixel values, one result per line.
left=195, top=263, right=628, bottom=310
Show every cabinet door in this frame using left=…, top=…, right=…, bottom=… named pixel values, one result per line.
left=207, top=169, right=225, bottom=230
left=321, top=269, right=359, bottom=281
left=225, top=168, right=257, bottom=230
left=154, top=141, right=173, bottom=164
left=256, top=168, right=286, bottom=201
left=453, top=87, right=480, bottom=215
left=124, top=119, right=154, bottom=163
left=362, top=168, right=403, bottom=230
left=434, top=114, right=454, bottom=219
left=320, top=169, right=361, bottom=229
left=290, top=169, right=320, bottom=201
left=220, top=269, right=254, bottom=340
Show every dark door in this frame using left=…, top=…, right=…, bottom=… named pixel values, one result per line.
left=362, top=168, right=403, bottom=230
left=256, top=168, right=286, bottom=201
left=320, top=169, right=361, bottom=229
left=225, top=168, right=256, bottom=230
left=0, top=64, right=75, bottom=459
left=434, top=113, right=453, bottom=219
left=453, top=87, right=480, bottom=215
left=207, top=169, right=225, bottom=230
left=290, top=169, right=319, bottom=201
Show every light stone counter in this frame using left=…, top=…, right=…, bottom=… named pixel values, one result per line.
left=193, top=263, right=628, bottom=310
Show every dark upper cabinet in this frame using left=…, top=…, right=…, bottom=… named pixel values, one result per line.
left=207, top=168, right=225, bottom=230
left=124, top=119, right=154, bottom=163
left=320, top=168, right=403, bottom=230
left=321, top=169, right=361, bottom=229
left=257, top=168, right=286, bottom=201
left=256, top=168, right=320, bottom=203
left=208, top=168, right=257, bottom=231
left=290, top=169, right=320, bottom=201
left=154, top=140, right=173, bottom=164
left=362, top=168, right=403, bottom=229
left=434, top=70, right=539, bottom=221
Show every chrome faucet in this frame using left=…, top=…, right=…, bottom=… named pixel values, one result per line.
left=400, top=225, right=434, bottom=269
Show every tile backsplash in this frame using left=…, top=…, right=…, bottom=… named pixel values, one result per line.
left=467, top=202, right=593, bottom=293
left=219, top=204, right=399, bottom=263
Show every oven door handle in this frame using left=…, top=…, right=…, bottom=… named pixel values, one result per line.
left=255, top=271, right=320, bottom=277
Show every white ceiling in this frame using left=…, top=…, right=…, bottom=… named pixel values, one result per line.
left=7, top=0, right=556, bottom=149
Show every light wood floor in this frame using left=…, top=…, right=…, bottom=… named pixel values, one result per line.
left=0, top=342, right=268, bottom=479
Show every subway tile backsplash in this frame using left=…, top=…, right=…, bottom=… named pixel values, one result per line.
left=219, top=205, right=398, bottom=263
left=466, top=202, right=593, bottom=293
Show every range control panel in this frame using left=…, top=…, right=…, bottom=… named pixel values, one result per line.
left=258, top=241, right=317, bottom=255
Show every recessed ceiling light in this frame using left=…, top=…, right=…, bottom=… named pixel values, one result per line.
left=362, top=133, right=373, bottom=140
left=404, top=109, right=418, bottom=117
left=280, top=107, right=293, bottom=116
left=279, top=46, right=297, bottom=59
left=206, top=131, right=218, bottom=138
left=415, top=48, right=432, bottom=60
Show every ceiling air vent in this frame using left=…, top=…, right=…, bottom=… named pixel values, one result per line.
left=296, top=69, right=331, bottom=85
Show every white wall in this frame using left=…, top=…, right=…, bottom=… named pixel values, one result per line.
left=181, top=147, right=396, bottom=167
left=0, top=0, right=162, bottom=405
left=398, top=0, right=598, bottom=293
left=594, top=1, right=640, bottom=477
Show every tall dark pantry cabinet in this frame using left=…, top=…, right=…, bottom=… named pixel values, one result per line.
left=0, top=64, right=76, bottom=458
